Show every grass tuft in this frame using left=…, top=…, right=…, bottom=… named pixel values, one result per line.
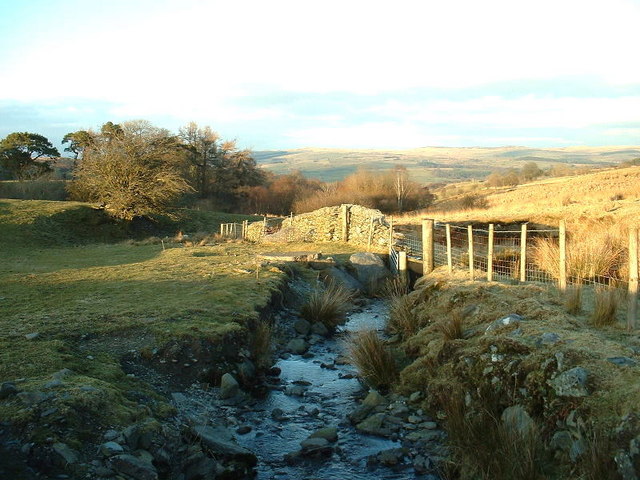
left=347, top=329, right=398, bottom=390
left=387, top=294, right=422, bottom=338
left=435, top=309, right=465, bottom=341
left=564, top=284, right=582, bottom=314
left=249, top=320, right=272, bottom=370
left=299, top=281, right=352, bottom=330
left=590, top=287, right=620, bottom=327
left=380, top=274, right=410, bottom=299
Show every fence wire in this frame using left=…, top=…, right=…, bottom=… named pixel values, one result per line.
left=394, top=221, right=627, bottom=290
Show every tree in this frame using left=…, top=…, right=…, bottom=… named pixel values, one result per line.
left=521, top=162, right=542, bottom=181
left=393, top=165, right=411, bottom=213
left=62, top=130, right=95, bottom=159
left=69, top=120, right=192, bottom=220
left=0, top=132, right=59, bottom=179
left=178, top=122, right=219, bottom=198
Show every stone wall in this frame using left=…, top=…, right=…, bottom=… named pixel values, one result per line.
left=247, top=204, right=391, bottom=248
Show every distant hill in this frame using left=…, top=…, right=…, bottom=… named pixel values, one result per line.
left=253, top=146, right=640, bottom=183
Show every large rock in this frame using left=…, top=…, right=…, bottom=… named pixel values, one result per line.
left=220, top=373, right=240, bottom=399
left=550, top=367, right=589, bottom=397
left=293, top=318, right=311, bottom=336
left=349, top=253, right=390, bottom=288
left=324, top=266, right=364, bottom=293
left=485, top=314, right=523, bottom=334
left=501, top=405, right=534, bottom=436
left=109, top=454, right=158, bottom=480
left=52, top=443, right=79, bottom=465
left=309, top=427, right=338, bottom=443
left=191, top=425, right=257, bottom=466
left=286, top=338, right=309, bottom=355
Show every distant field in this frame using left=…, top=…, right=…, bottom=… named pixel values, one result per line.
left=253, top=145, right=640, bottom=183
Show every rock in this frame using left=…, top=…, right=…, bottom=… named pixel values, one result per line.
left=24, top=332, right=40, bottom=340
left=607, top=357, right=637, bottom=367
left=501, top=405, right=534, bottom=436
left=537, top=332, right=561, bottom=345
left=51, top=368, right=74, bottom=380
left=485, top=314, right=523, bottom=333
left=300, top=437, right=329, bottom=450
left=286, top=338, right=309, bottom=355
left=271, top=408, right=286, bottom=421
left=220, top=373, right=240, bottom=399
left=184, top=455, right=218, bottom=480
left=550, top=430, right=573, bottom=452
left=236, top=359, right=256, bottom=381
left=191, top=425, right=257, bottom=466
left=285, top=385, right=305, bottom=396
left=363, top=390, right=387, bottom=408
left=569, top=437, right=586, bottom=462
left=293, top=318, right=312, bottom=336
left=356, top=413, right=391, bottom=436
left=614, top=451, right=637, bottom=480
left=349, top=252, right=390, bottom=287
left=100, top=442, right=124, bottom=457
left=324, top=266, right=364, bottom=293
left=52, top=443, right=79, bottom=465
left=17, top=390, right=50, bottom=406
left=236, top=425, right=252, bottom=435
left=103, top=430, right=120, bottom=441
left=44, top=379, right=63, bottom=389
left=375, top=447, right=407, bottom=466
left=309, top=427, right=338, bottom=443
left=123, top=421, right=157, bottom=450
left=405, top=430, right=443, bottom=443
left=109, top=454, right=158, bottom=480
left=550, top=367, right=589, bottom=397
left=0, top=382, right=18, bottom=399
left=311, top=322, right=329, bottom=337
left=409, top=391, right=423, bottom=403
left=413, top=454, right=434, bottom=473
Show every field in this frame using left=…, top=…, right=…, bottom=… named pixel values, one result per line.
left=254, top=145, right=640, bottom=183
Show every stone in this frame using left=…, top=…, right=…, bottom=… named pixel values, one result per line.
left=309, top=427, right=338, bottom=443
left=485, top=314, right=523, bottom=333
left=109, top=454, right=158, bottom=480
left=300, top=437, right=329, bottom=450
left=0, top=382, right=18, bottom=399
left=286, top=338, right=309, bottom=355
left=220, top=373, right=240, bottom=399
left=103, top=430, right=120, bottom=441
left=324, top=266, right=364, bottom=293
left=537, top=332, right=561, bottom=345
left=501, top=405, right=534, bottom=436
left=184, top=456, right=218, bottom=480
left=100, top=442, right=124, bottom=457
left=409, top=391, right=422, bottom=403
left=293, top=318, right=311, bottom=336
left=51, top=368, right=74, bottom=380
left=236, top=359, right=256, bottom=381
left=349, top=252, right=390, bottom=287
left=363, top=390, right=387, bottom=408
left=550, top=367, right=589, bottom=397
left=413, top=454, right=434, bottom=474
left=285, top=385, right=305, bottom=397
left=356, top=413, right=390, bottom=436
left=17, top=390, right=50, bottom=406
left=607, top=357, right=637, bottom=367
left=44, top=379, right=63, bottom=389
left=405, top=430, right=443, bottom=443
left=271, top=408, right=286, bottom=421
left=191, top=425, right=257, bottom=466
left=550, top=430, right=573, bottom=452
left=52, top=443, right=79, bottom=465
left=24, top=332, right=39, bottom=340
left=376, top=447, right=407, bottom=466
left=311, top=322, right=329, bottom=337
left=236, top=425, right=252, bottom=435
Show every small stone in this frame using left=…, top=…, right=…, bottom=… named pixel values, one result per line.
left=100, top=441, right=124, bottom=457
left=236, top=425, right=252, bottom=435
left=407, top=415, right=422, bottom=424
left=362, top=390, right=386, bottom=408
left=271, top=408, right=286, bottom=421
left=501, top=405, right=534, bottom=436
left=485, top=314, right=522, bottom=334
left=285, top=385, right=305, bottom=397
left=44, top=379, right=63, bottom=389
left=52, top=443, right=79, bottom=465
left=51, top=369, right=73, bottom=380
left=550, top=367, right=589, bottom=397
left=0, top=382, right=18, bottom=399
left=607, top=357, right=637, bottom=367
left=109, top=454, right=158, bottom=480
left=219, top=373, right=240, bottom=399
left=25, top=333, right=40, bottom=340
left=286, top=338, right=309, bottom=355
left=538, top=332, right=561, bottom=345
left=309, top=427, right=338, bottom=443
left=103, top=430, right=120, bottom=441
left=409, top=391, right=422, bottom=403
left=293, top=318, right=311, bottom=336
left=17, top=390, right=50, bottom=406
left=311, top=322, right=329, bottom=337
left=300, top=437, right=329, bottom=450
left=550, top=430, right=573, bottom=452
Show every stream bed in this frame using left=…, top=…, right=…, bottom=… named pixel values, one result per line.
left=173, top=300, right=445, bottom=479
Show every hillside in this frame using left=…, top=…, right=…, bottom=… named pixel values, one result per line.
left=253, top=145, right=640, bottom=183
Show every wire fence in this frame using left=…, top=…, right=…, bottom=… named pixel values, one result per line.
left=393, top=221, right=629, bottom=290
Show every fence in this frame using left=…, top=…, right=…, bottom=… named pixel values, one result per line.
left=392, top=219, right=639, bottom=330
left=219, top=221, right=248, bottom=240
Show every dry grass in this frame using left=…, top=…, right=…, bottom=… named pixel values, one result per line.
left=347, top=329, right=398, bottom=390
left=380, top=274, right=410, bottom=299
left=565, top=285, right=583, bottom=314
left=299, top=281, right=352, bottom=330
left=387, top=294, right=422, bottom=338
left=249, top=320, right=272, bottom=370
left=577, top=428, right=619, bottom=480
left=590, top=287, right=620, bottom=327
left=435, top=309, right=465, bottom=341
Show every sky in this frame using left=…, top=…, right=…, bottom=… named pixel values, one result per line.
left=1, top=0, right=639, bottom=151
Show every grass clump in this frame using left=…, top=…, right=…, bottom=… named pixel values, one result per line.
left=380, top=274, right=410, bottom=299
left=564, top=284, right=583, bottom=314
left=347, top=329, right=398, bottom=390
left=249, top=320, right=272, bottom=370
left=387, top=294, right=422, bottom=338
left=590, top=287, right=620, bottom=327
left=435, top=309, right=465, bottom=341
left=299, top=281, right=352, bottom=330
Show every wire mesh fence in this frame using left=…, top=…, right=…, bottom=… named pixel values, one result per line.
left=392, top=221, right=629, bottom=290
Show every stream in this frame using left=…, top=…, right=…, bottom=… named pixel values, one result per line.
left=173, top=300, right=444, bottom=479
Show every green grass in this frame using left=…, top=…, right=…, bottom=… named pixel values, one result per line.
left=0, top=199, right=360, bottom=448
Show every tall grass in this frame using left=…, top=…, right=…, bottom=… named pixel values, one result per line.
left=532, top=226, right=626, bottom=282
left=347, top=329, right=398, bottom=390
left=565, top=284, right=582, bottom=314
left=387, top=294, right=423, bottom=338
left=299, top=281, right=352, bottom=330
left=0, top=179, right=67, bottom=200
left=435, top=309, right=465, bottom=341
left=380, top=274, right=410, bottom=299
left=591, top=287, right=620, bottom=327
left=249, top=320, right=272, bottom=370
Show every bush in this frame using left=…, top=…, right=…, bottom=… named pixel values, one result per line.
left=347, top=329, right=398, bottom=390
left=299, top=281, right=352, bottom=330
left=0, top=179, right=67, bottom=200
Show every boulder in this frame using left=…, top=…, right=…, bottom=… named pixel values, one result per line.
left=286, top=338, right=309, bottom=355
left=52, top=442, right=79, bottom=465
left=311, top=322, right=329, bottom=337
left=324, top=266, right=364, bottom=293
left=0, top=382, right=18, bottom=399
left=191, top=425, right=257, bottom=466
left=100, top=441, right=124, bottom=457
left=485, top=314, right=523, bottom=334
left=349, top=253, right=390, bottom=288
left=220, top=373, right=240, bottom=399
left=293, top=318, right=312, bottom=336
left=309, top=427, right=338, bottom=443
left=501, top=405, right=534, bottom=436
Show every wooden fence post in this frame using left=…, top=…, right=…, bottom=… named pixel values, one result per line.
left=468, top=225, right=474, bottom=280
left=399, top=251, right=408, bottom=281
left=446, top=223, right=453, bottom=273
left=219, top=224, right=223, bottom=236
left=422, top=219, right=434, bottom=276
left=559, top=220, right=567, bottom=292
left=520, top=223, right=527, bottom=282
left=341, top=204, right=349, bottom=242
left=487, top=224, right=494, bottom=281
left=628, top=228, right=638, bottom=331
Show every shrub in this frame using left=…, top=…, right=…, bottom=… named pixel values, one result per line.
left=591, top=287, right=620, bottom=327
left=347, top=329, right=398, bottom=390
left=299, top=281, right=352, bottom=330
left=387, top=294, right=422, bottom=338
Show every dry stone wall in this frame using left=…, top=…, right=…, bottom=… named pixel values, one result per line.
left=247, top=204, right=391, bottom=248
